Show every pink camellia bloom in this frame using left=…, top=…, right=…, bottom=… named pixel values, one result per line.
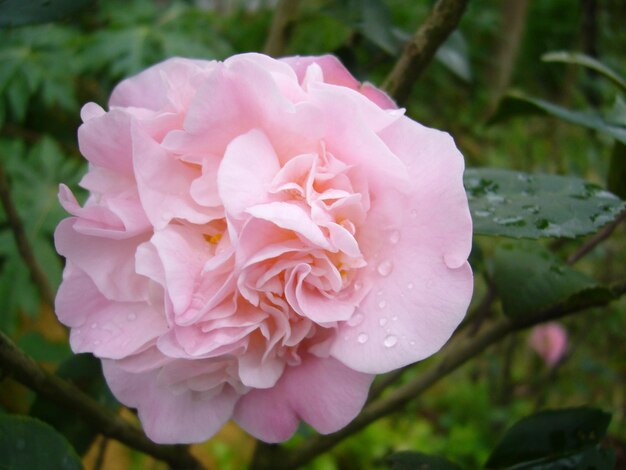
left=54, top=54, right=473, bottom=443
left=528, top=323, right=568, bottom=367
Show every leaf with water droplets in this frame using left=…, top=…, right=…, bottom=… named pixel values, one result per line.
left=490, top=241, right=614, bottom=318
left=466, top=168, right=625, bottom=239
left=0, top=414, right=82, bottom=470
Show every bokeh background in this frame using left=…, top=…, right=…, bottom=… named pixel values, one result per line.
left=0, top=0, right=624, bottom=468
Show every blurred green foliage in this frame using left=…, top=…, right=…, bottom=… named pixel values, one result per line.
left=0, top=0, right=624, bottom=469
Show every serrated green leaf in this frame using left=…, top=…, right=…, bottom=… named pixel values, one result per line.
left=485, top=407, right=612, bottom=469
left=491, top=241, right=612, bottom=318
left=30, top=354, right=119, bottom=455
left=542, top=51, right=626, bottom=92
left=0, top=414, right=82, bottom=470
left=385, top=451, right=462, bottom=469
left=0, top=0, right=95, bottom=27
left=465, top=168, right=625, bottom=239
left=489, top=91, right=626, bottom=145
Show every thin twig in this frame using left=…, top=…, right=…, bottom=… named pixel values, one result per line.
left=382, top=0, right=470, bottom=104
left=566, top=208, right=626, bottom=264
left=263, top=0, right=302, bottom=57
left=0, top=161, right=56, bottom=309
left=0, top=332, right=203, bottom=470
left=94, top=437, right=109, bottom=470
left=252, top=281, right=626, bottom=470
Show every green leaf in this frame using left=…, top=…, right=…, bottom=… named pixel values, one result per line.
left=0, top=414, right=82, bottom=470
left=385, top=451, right=462, bottom=469
left=435, top=30, right=472, bottom=82
left=542, top=51, right=626, bottom=92
left=465, top=168, right=625, bottom=239
left=489, top=91, right=626, bottom=145
left=0, top=0, right=95, bottom=27
left=491, top=241, right=613, bottom=318
left=30, top=354, right=119, bottom=455
left=485, top=407, right=612, bottom=469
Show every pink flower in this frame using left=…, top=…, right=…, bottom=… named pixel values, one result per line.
left=54, top=54, right=473, bottom=443
left=528, top=323, right=568, bottom=367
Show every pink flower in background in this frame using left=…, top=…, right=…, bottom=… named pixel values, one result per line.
left=54, top=53, right=473, bottom=443
left=529, top=323, right=568, bottom=367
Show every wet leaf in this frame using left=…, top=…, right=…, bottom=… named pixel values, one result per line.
left=491, top=241, right=613, bottom=318
left=465, top=168, right=625, bottom=239
left=0, top=414, right=82, bottom=470
left=485, top=407, right=612, bottom=469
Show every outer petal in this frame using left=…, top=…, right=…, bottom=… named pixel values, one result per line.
left=55, top=218, right=149, bottom=302
left=234, top=355, right=373, bottom=442
left=330, top=117, right=473, bottom=374
left=56, top=264, right=167, bottom=359
left=102, top=359, right=240, bottom=444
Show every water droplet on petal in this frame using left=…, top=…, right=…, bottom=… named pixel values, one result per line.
left=407, top=282, right=414, bottom=290
left=389, top=230, right=400, bottom=244
left=383, top=335, right=398, bottom=348
left=410, top=210, right=418, bottom=219
left=392, top=315, right=398, bottom=321
left=127, top=313, right=137, bottom=322
left=93, top=340, right=100, bottom=345
left=377, top=289, right=384, bottom=296
left=91, top=323, right=97, bottom=329
left=377, top=260, right=393, bottom=276
left=410, top=340, right=416, bottom=346
left=379, top=318, right=388, bottom=327
left=357, top=333, right=369, bottom=344
left=348, top=313, right=364, bottom=326
left=378, top=300, right=387, bottom=309
left=353, top=281, right=363, bottom=291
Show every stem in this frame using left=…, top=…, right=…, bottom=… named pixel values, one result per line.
left=0, top=332, right=203, bottom=470
left=382, top=0, right=470, bottom=104
left=253, top=281, right=626, bottom=470
left=0, top=161, right=56, bottom=309
left=566, top=208, right=626, bottom=264
left=263, top=0, right=302, bottom=57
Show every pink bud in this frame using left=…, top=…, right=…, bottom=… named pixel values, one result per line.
left=528, top=323, right=568, bottom=367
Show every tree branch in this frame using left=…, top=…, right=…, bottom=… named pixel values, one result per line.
left=382, top=0, right=470, bottom=104
left=0, top=161, right=56, bottom=309
left=263, top=0, right=302, bottom=57
left=253, top=281, right=626, bottom=470
left=566, top=208, right=626, bottom=264
left=0, top=331, right=203, bottom=470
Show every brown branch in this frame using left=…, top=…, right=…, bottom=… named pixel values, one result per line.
left=566, top=208, right=626, bottom=264
left=0, top=160, right=56, bottom=309
left=382, top=0, right=470, bottom=104
left=252, top=281, right=626, bottom=470
left=0, top=331, right=203, bottom=470
left=263, top=0, right=302, bottom=57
